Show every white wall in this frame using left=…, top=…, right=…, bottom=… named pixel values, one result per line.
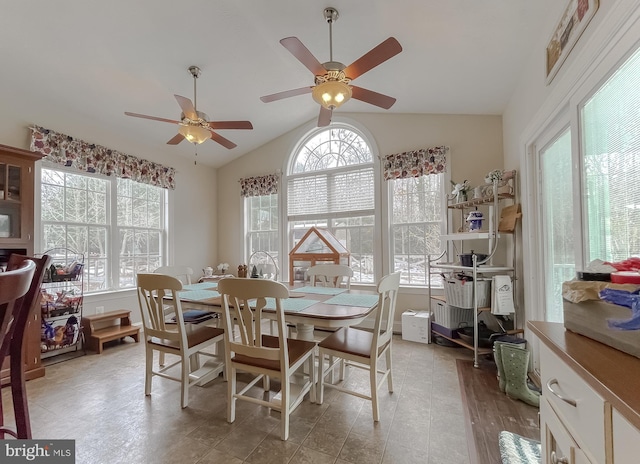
left=216, top=112, right=504, bottom=320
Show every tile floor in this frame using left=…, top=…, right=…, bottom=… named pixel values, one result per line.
left=2, top=334, right=473, bottom=464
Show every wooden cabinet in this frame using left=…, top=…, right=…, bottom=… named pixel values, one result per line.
left=529, top=321, right=640, bottom=464
left=0, top=143, right=44, bottom=384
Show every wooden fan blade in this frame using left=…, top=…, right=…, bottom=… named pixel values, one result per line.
left=166, top=133, right=184, bottom=145
left=260, top=87, right=313, bottom=103
left=209, top=131, right=237, bottom=149
left=317, top=106, right=332, bottom=127
left=343, top=37, right=402, bottom=80
left=124, top=112, right=181, bottom=125
left=280, top=37, right=326, bottom=76
left=208, top=121, right=253, bottom=130
left=351, top=86, right=396, bottom=109
left=174, top=94, right=198, bottom=120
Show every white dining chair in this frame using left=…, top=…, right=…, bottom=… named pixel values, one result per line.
left=218, top=277, right=316, bottom=440
left=153, top=265, right=194, bottom=285
left=136, top=273, right=225, bottom=409
left=317, top=271, right=401, bottom=421
left=306, top=263, right=353, bottom=289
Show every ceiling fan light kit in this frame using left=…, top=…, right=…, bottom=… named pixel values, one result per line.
left=312, top=72, right=352, bottom=109
left=178, top=123, right=211, bottom=144
left=260, top=6, right=402, bottom=126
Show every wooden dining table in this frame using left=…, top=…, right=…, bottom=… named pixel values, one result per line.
left=176, top=280, right=380, bottom=341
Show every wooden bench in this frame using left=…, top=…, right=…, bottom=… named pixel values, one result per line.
left=82, top=310, right=140, bottom=354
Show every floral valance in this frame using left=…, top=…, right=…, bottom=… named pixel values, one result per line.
left=383, top=146, right=449, bottom=180
left=240, top=173, right=279, bottom=197
left=30, top=126, right=176, bottom=189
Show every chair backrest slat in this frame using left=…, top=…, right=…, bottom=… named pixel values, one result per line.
left=153, top=266, right=194, bottom=285
left=218, top=278, right=290, bottom=364
left=307, top=264, right=353, bottom=289
left=137, top=273, right=186, bottom=344
left=371, top=272, right=401, bottom=354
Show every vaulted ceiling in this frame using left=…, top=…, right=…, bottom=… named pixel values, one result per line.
left=0, top=1, right=550, bottom=167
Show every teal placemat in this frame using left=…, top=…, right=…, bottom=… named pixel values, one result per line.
left=182, top=282, right=217, bottom=291
left=296, top=286, right=348, bottom=295
left=262, top=298, right=318, bottom=313
left=323, top=293, right=379, bottom=307
left=179, top=289, right=220, bottom=301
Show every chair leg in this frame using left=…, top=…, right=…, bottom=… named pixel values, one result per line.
left=385, top=346, right=394, bottom=393
left=159, top=352, right=165, bottom=367
left=317, top=350, right=325, bottom=405
left=145, top=345, right=154, bottom=396
left=227, top=367, right=237, bottom=424
left=370, top=359, right=380, bottom=422
left=281, top=375, right=290, bottom=440
left=10, top=349, right=31, bottom=439
left=181, top=354, right=190, bottom=409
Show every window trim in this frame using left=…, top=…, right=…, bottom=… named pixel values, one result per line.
left=36, top=161, right=169, bottom=294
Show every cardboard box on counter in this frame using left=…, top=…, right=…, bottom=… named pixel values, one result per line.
left=563, top=299, right=640, bottom=359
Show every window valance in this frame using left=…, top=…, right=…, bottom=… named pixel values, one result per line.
left=240, top=173, right=279, bottom=197
left=383, top=146, right=448, bottom=180
left=30, top=125, right=176, bottom=189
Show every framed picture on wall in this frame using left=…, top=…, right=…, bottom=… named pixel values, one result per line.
left=546, top=0, right=599, bottom=85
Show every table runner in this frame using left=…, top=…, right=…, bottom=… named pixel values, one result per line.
left=295, top=286, right=348, bottom=295
left=323, top=293, right=379, bottom=307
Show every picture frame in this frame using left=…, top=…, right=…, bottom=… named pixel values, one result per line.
left=546, top=0, right=599, bottom=85
left=0, top=214, right=10, bottom=238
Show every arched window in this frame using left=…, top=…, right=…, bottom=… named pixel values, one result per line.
left=287, top=124, right=377, bottom=283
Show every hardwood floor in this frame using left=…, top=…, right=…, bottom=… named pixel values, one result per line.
left=456, top=357, right=540, bottom=464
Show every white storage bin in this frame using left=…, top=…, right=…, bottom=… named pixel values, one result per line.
left=444, top=278, right=491, bottom=309
left=431, top=299, right=474, bottom=329
left=401, top=310, right=431, bottom=344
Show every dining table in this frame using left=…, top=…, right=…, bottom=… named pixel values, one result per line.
left=175, top=280, right=380, bottom=341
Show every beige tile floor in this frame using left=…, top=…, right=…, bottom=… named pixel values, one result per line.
left=2, top=334, right=472, bottom=464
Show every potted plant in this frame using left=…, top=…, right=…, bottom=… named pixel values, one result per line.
left=450, top=180, right=471, bottom=203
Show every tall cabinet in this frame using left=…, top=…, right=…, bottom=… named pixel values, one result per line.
left=428, top=171, right=521, bottom=367
left=0, top=143, right=45, bottom=383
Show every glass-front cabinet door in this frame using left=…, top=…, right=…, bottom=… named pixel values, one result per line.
left=0, top=162, right=23, bottom=239
left=0, top=144, right=42, bottom=256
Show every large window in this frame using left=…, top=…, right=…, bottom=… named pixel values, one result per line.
left=581, top=47, right=640, bottom=263
left=539, top=129, right=575, bottom=322
left=391, top=174, right=445, bottom=285
left=246, top=193, right=279, bottom=264
left=40, top=166, right=167, bottom=293
left=532, top=44, right=640, bottom=323
left=287, top=126, right=376, bottom=283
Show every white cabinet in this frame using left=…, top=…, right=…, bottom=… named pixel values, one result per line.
left=529, top=321, right=640, bottom=464
left=541, top=396, right=593, bottom=464
left=539, top=343, right=606, bottom=463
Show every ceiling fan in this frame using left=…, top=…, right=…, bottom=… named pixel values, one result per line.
left=125, top=66, right=253, bottom=149
left=260, top=7, right=402, bottom=127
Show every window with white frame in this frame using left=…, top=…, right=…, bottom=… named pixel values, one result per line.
left=390, top=174, right=445, bottom=285
left=40, top=166, right=167, bottom=293
left=385, top=146, right=448, bottom=286
left=287, top=125, right=376, bottom=283
left=533, top=42, right=640, bottom=323
left=246, top=193, right=279, bottom=265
